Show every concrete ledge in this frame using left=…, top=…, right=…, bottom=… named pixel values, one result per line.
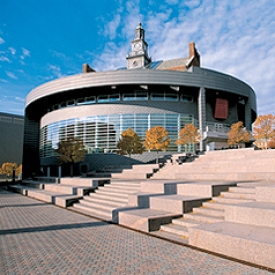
left=177, top=181, right=236, bottom=197
left=111, top=172, right=151, bottom=179
left=54, top=195, right=83, bottom=207
left=112, top=206, right=141, bottom=224
left=119, top=208, right=182, bottom=232
left=59, top=177, right=110, bottom=187
left=150, top=195, right=210, bottom=213
left=140, top=180, right=187, bottom=194
left=224, top=201, right=275, bottom=228
left=127, top=192, right=163, bottom=208
left=175, top=172, right=275, bottom=181
left=188, top=221, right=275, bottom=270
left=7, top=185, right=29, bottom=195
left=256, top=185, right=275, bottom=203
left=44, top=183, right=96, bottom=196
left=21, top=180, right=45, bottom=189
left=27, top=189, right=82, bottom=207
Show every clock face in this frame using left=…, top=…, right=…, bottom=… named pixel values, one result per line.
left=133, top=60, right=138, bottom=67
left=134, top=43, right=141, bottom=50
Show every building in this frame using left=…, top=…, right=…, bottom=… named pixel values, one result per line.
left=0, top=112, right=24, bottom=166
left=23, top=23, right=257, bottom=178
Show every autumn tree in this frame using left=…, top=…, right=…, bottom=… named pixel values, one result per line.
left=117, top=128, right=144, bottom=157
left=175, top=124, right=200, bottom=153
left=253, top=114, right=275, bottom=150
left=143, top=126, right=171, bottom=163
left=0, top=163, right=22, bottom=178
left=227, top=121, right=251, bottom=148
left=55, top=137, right=86, bottom=177
left=267, top=138, right=275, bottom=149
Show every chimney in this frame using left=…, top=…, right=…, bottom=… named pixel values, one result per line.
left=189, top=42, right=200, bottom=67
left=82, top=64, right=96, bottom=73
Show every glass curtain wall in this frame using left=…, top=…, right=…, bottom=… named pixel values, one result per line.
left=40, top=113, right=195, bottom=157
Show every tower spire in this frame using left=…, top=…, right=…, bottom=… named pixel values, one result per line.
left=126, top=23, right=151, bottom=69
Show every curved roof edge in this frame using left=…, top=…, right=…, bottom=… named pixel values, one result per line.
left=26, top=66, right=256, bottom=111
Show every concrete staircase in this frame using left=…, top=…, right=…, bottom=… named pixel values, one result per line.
left=8, top=177, right=110, bottom=207
left=7, top=164, right=160, bottom=209
left=152, top=148, right=275, bottom=181
left=158, top=182, right=257, bottom=239
left=187, top=182, right=275, bottom=270
left=70, top=179, right=141, bottom=221
left=7, top=149, right=275, bottom=269
left=118, top=180, right=236, bottom=232
left=111, top=163, right=161, bottom=179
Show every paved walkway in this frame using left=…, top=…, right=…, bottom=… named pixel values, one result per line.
left=0, top=188, right=273, bottom=275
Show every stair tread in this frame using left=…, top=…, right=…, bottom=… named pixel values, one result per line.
left=28, top=189, right=74, bottom=197
left=192, top=207, right=224, bottom=216
left=89, top=193, right=128, bottom=201
left=212, top=197, right=254, bottom=204
left=95, top=190, right=129, bottom=196
left=79, top=199, right=126, bottom=210
left=160, top=223, right=189, bottom=235
left=83, top=196, right=126, bottom=207
left=173, top=218, right=205, bottom=227
left=72, top=203, right=112, bottom=220
left=184, top=212, right=224, bottom=223
left=120, top=208, right=182, bottom=218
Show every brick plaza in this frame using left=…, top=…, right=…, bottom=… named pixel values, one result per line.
left=0, top=188, right=273, bottom=275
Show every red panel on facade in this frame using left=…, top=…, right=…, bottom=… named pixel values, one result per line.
left=214, top=98, right=228, bottom=119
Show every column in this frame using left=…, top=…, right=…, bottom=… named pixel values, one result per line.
left=47, top=166, right=50, bottom=177
left=198, top=87, right=206, bottom=152
left=58, top=165, right=62, bottom=179
left=245, top=97, right=252, bottom=131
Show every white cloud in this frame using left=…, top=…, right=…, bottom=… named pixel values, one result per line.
left=91, top=42, right=128, bottom=71
left=0, top=37, right=4, bottom=44
left=165, top=0, right=179, bottom=4
left=20, top=47, right=30, bottom=60
left=103, top=14, right=121, bottom=40
left=15, top=96, right=25, bottom=102
left=6, top=71, right=18, bottom=80
left=92, top=0, right=275, bottom=115
left=0, top=78, right=8, bottom=83
left=8, top=47, right=16, bottom=55
left=0, top=56, right=11, bottom=62
left=48, top=65, right=65, bottom=78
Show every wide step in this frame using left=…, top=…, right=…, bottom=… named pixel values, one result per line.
left=72, top=203, right=112, bottom=221
left=83, top=196, right=126, bottom=207
left=192, top=207, right=224, bottom=217
left=119, top=208, right=182, bottom=232
left=78, top=199, right=126, bottom=213
left=188, top=221, right=275, bottom=270
left=212, top=197, right=254, bottom=204
left=220, top=191, right=255, bottom=200
left=27, top=189, right=82, bottom=207
left=183, top=213, right=223, bottom=223
left=160, top=223, right=188, bottom=238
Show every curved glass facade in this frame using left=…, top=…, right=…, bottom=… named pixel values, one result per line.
left=49, top=91, right=194, bottom=113
left=39, top=113, right=196, bottom=157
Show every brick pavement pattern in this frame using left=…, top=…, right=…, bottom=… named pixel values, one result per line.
left=0, top=189, right=273, bottom=275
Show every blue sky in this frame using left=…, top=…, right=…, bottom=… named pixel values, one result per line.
left=0, top=0, right=274, bottom=116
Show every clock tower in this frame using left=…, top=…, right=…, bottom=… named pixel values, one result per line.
left=127, top=23, right=151, bottom=69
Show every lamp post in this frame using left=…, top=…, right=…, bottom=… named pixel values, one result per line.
left=70, top=153, right=75, bottom=177
left=12, top=165, right=16, bottom=183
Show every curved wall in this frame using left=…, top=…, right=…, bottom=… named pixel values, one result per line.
left=23, top=66, right=257, bottom=178
left=26, top=67, right=256, bottom=112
